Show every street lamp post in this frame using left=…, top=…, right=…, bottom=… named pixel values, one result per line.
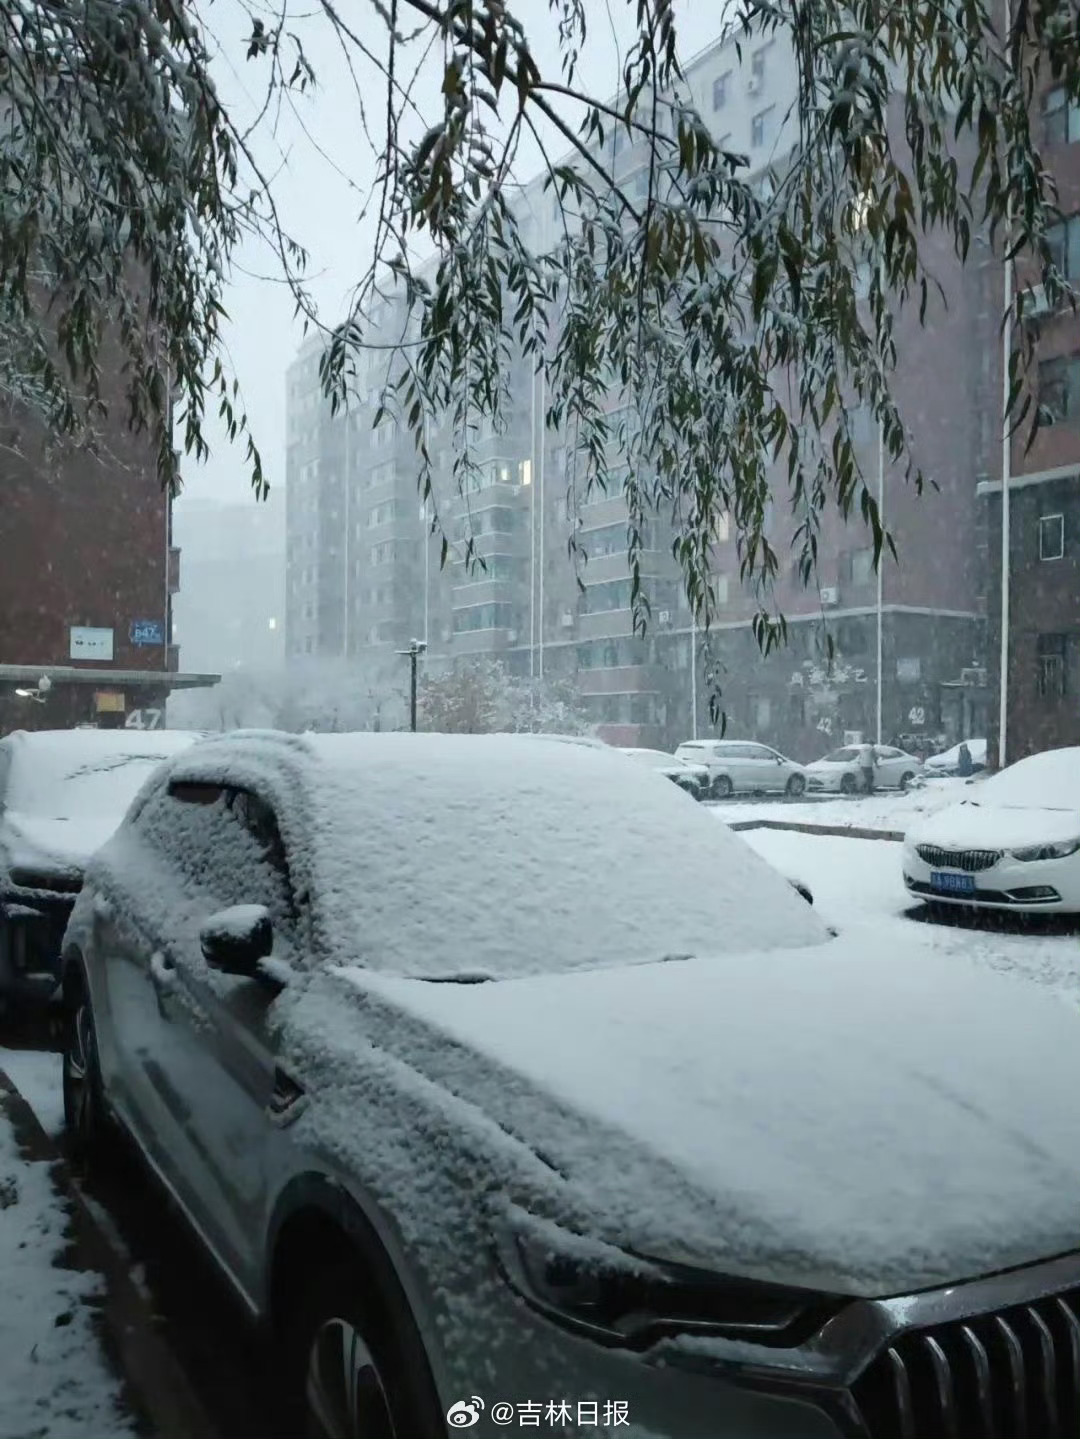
left=396, top=638, right=427, bottom=732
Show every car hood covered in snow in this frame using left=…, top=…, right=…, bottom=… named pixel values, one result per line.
left=308, top=939, right=1080, bottom=1300
left=907, top=800, right=1080, bottom=850
left=1, top=813, right=120, bottom=878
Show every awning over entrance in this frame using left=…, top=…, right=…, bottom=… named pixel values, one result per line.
left=0, top=664, right=220, bottom=690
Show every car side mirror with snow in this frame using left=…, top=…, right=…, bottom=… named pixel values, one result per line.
left=200, top=905, right=273, bottom=979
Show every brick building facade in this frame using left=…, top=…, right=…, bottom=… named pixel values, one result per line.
left=982, top=78, right=1080, bottom=766
left=0, top=388, right=219, bottom=734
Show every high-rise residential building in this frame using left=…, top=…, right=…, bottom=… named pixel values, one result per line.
left=982, top=78, right=1080, bottom=765
left=171, top=490, right=286, bottom=673
left=284, top=26, right=990, bottom=755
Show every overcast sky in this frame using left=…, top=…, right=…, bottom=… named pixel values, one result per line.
left=179, top=0, right=727, bottom=512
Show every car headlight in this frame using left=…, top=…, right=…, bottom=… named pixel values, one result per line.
left=1011, top=838, right=1080, bottom=862
left=494, top=1207, right=837, bottom=1348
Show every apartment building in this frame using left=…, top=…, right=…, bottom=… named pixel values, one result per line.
left=0, top=393, right=218, bottom=734
left=284, top=27, right=990, bottom=755
left=171, top=489, right=286, bottom=673
left=982, top=79, right=1080, bottom=765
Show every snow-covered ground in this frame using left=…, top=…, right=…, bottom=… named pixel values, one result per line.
left=714, top=775, right=980, bottom=834
left=741, top=827, right=1080, bottom=1002
left=0, top=1052, right=133, bottom=1439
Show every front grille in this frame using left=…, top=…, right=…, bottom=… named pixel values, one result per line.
left=851, top=1288, right=1080, bottom=1438
left=915, top=845, right=1002, bottom=873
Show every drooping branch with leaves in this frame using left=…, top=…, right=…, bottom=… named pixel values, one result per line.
left=1, top=0, right=1077, bottom=675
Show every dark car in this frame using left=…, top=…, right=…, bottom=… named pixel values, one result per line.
left=0, top=728, right=198, bottom=1007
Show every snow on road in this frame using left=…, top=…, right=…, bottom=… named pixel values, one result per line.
left=0, top=1087, right=133, bottom=1439
left=740, top=827, right=1080, bottom=1003
left=716, top=776, right=977, bottom=833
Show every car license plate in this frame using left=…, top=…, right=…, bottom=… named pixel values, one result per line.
left=931, top=871, right=975, bottom=896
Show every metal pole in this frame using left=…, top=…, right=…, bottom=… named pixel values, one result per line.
left=538, top=368, right=546, bottom=680
left=342, top=406, right=351, bottom=659
left=690, top=613, right=698, bottom=739
left=875, top=418, right=884, bottom=745
left=410, top=647, right=418, bottom=732
left=529, top=371, right=537, bottom=680
left=999, top=0, right=1014, bottom=769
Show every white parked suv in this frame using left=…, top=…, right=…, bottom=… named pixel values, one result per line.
left=674, top=740, right=806, bottom=799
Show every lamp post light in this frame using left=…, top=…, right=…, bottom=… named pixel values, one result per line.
left=396, top=639, right=427, bottom=732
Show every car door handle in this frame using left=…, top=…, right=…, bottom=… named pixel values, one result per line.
left=149, top=951, right=176, bottom=989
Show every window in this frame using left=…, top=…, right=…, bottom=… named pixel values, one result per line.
left=1036, top=633, right=1068, bottom=699
left=370, top=541, right=396, bottom=565
left=751, top=108, right=773, bottom=148
left=367, top=500, right=398, bottom=527
left=750, top=699, right=772, bottom=730
left=1038, top=353, right=1080, bottom=424
left=1044, top=87, right=1080, bottom=146
left=453, top=603, right=516, bottom=633
left=712, top=72, right=730, bottom=110
left=751, top=48, right=767, bottom=82
left=138, top=782, right=294, bottom=925
left=1039, top=513, right=1065, bottom=561
left=1047, top=214, right=1080, bottom=281
left=851, top=547, right=875, bottom=583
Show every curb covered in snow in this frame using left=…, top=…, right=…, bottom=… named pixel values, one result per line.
left=0, top=1070, right=220, bottom=1439
left=727, top=818, right=905, bottom=843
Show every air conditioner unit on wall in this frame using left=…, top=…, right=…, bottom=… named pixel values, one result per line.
left=1025, top=284, right=1051, bottom=318
left=960, top=666, right=988, bottom=687
left=747, top=74, right=762, bottom=94
left=507, top=630, right=518, bottom=643
left=820, top=586, right=839, bottom=607
left=560, top=611, right=575, bottom=628
left=658, top=610, right=672, bottom=626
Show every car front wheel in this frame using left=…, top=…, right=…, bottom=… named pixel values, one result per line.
left=62, top=976, right=112, bottom=1166
left=711, top=774, right=734, bottom=799
left=899, top=771, right=915, bottom=791
left=840, top=773, right=858, bottom=796
left=785, top=773, right=806, bottom=798
left=288, top=1257, right=440, bottom=1439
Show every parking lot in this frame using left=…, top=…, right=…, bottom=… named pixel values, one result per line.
left=2, top=798, right=1079, bottom=1439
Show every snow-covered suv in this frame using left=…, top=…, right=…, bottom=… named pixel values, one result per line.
left=61, top=730, right=1080, bottom=1439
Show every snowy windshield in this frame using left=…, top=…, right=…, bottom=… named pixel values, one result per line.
left=307, top=735, right=827, bottom=980
left=5, top=734, right=196, bottom=822
left=976, top=749, right=1080, bottom=812
left=824, top=748, right=859, bottom=762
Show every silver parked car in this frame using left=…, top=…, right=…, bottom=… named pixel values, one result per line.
left=674, top=739, right=806, bottom=799
left=618, top=747, right=710, bottom=799
left=61, top=731, right=1080, bottom=1439
left=804, top=744, right=921, bottom=794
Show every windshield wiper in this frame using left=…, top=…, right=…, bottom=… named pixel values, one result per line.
left=417, top=972, right=494, bottom=985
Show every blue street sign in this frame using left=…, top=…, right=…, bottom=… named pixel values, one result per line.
left=130, top=619, right=165, bottom=646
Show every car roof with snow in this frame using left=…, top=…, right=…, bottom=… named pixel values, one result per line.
left=978, top=746, right=1080, bottom=810
left=0, top=728, right=201, bottom=817
left=149, top=730, right=827, bottom=980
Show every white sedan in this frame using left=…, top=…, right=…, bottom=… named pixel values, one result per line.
left=618, top=747, right=710, bottom=799
left=805, top=744, right=921, bottom=794
left=903, top=746, right=1080, bottom=914
left=922, top=738, right=988, bottom=777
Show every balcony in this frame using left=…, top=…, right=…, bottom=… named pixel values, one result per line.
left=577, top=665, right=661, bottom=695
left=167, top=546, right=181, bottom=595
left=451, top=627, right=516, bottom=656
left=451, top=578, right=520, bottom=609
left=576, top=608, right=638, bottom=641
